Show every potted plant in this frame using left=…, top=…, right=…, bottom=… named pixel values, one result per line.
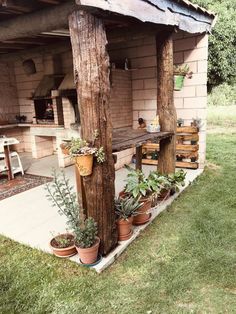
left=174, top=64, right=190, bottom=91
left=50, top=233, right=77, bottom=258
left=166, top=170, right=186, bottom=195
left=123, top=166, right=154, bottom=225
left=148, top=171, right=171, bottom=203
left=46, top=171, right=100, bottom=264
left=191, top=117, right=203, bottom=131
left=177, top=118, right=184, bottom=127
left=74, top=217, right=100, bottom=265
left=46, top=171, right=80, bottom=258
left=115, top=197, right=141, bottom=241
left=69, top=131, right=105, bottom=176
left=60, top=141, right=70, bottom=155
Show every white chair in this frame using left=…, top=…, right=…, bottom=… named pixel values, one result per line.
left=0, top=145, right=24, bottom=177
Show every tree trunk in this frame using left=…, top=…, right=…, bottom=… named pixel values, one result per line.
left=69, top=10, right=117, bottom=255
left=156, top=31, right=176, bottom=174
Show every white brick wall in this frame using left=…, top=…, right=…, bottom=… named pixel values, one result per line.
left=108, top=31, right=208, bottom=167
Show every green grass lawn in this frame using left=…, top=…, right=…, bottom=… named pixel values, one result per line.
left=1, top=133, right=236, bottom=313
left=207, top=105, right=236, bottom=128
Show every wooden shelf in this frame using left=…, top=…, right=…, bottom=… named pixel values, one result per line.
left=112, top=129, right=173, bottom=152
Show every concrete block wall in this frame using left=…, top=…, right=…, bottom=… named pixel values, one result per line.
left=110, top=69, right=133, bottom=129
left=109, top=32, right=208, bottom=167
left=14, top=55, right=44, bottom=122
left=0, top=61, right=20, bottom=123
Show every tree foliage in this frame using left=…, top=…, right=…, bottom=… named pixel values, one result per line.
left=191, top=0, right=236, bottom=88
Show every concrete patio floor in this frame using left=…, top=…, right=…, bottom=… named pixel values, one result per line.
left=0, top=153, right=203, bottom=272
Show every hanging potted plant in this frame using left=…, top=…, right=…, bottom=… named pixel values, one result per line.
left=174, top=64, right=190, bottom=91
left=69, top=132, right=105, bottom=176
left=46, top=171, right=80, bottom=258
left=123, top=166, right=154, bottom=225
left=115, top=196, right=141, bottom=241
left=74, top=217, right=100, bottom=265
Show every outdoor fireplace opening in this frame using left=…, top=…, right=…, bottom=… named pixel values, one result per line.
left=34, top=99, right=54, bottom=124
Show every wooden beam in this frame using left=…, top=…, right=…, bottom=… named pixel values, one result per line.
left=0, top=0, right=76, bottom=41
left=156, top=31, right=176, bottom=174
left=69, top=10, right=117, bottom=255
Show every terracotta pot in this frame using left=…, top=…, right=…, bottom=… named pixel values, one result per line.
left=119, top=190, right=129, bottom=199
left=75, top=154, right=94, bottom=176
left=117, top=217, right=133, bottom=241
left=133, top=197, right=152, bottom=225
left=50, top=233, right=77, bottom=258
left=76, top=237, right=100, bottom=265
left=158, top=189, right=170, bottom=201
left=60, top=144, right=69, bottom=155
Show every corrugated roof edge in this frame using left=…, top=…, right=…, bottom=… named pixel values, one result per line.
left=174, top=0, right=216, bottom=17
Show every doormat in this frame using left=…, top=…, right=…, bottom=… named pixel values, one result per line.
left=0, top=174, right=52, bottom=201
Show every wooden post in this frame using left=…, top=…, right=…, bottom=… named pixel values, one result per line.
left=69, top=10, right=117, bottom=255
left=156, top=31, right=176, bottom=174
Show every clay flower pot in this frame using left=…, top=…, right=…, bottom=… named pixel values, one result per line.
left=119, top=190, right=129, bottom=199
left=117, top=217, right=133, bottom=241
left=133, top=197, right=152, bottom=225
left=50, top=233, right=77, bottom=258
left=75, top=154, right=94, bottom=176
left=158, top=189, right=170, bottom=201
left=60, top=143, right=70, bottom=155
left=76, top=237, right=100, bottom=265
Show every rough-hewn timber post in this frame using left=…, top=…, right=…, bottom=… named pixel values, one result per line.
left=156, top=31, right=176, bottom=174
left=69, top=10, right=117, bottom=255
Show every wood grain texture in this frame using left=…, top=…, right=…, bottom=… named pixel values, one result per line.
left=0, top=1, right=76, bottom=41
left=69, top=10, right=117, bottom=255
left=156, top=31, right=176, bottom=174
left=112, top=129, right=173, bottom=152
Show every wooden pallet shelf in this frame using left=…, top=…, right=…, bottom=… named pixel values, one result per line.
left=142, top=126, right=199, bottom=169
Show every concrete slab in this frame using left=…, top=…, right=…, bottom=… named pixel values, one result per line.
left=0, top=154, right=203, bottom=272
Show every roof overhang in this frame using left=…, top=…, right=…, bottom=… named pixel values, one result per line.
left=76, top=0, right=216, bottom=33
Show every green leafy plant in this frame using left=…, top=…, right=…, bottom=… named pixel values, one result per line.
left=74, top=217, right=98, bottom=249
left=124, top=166, right=152, bottom=198
left=174, top=64, right=190, bottom=76
left=68, top=131, right=105, bottom=163
left=167, top=170, right=186, bottom=192
left=46, top=171, right=98, bottom=249
left=46, top=170, right=80, bottom=230
left=115, top=197, right=141, bottom=220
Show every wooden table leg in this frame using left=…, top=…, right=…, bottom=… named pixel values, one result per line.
left=4, top=145, right=13, bottom=180
left=136, top=145, right=142, bottom=171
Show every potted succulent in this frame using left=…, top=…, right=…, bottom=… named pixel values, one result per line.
left=69, top=132, right=105, bottom=176
left=74, top=217, right=100, bottom=265
left=115, top=197, right=141, bottom=241
left=177, top=118, right=184, bottom=127
left=50, top=233, right=77, bottom=258
left=174, top=64, right=190, bottom=91
left=191, top=117, right=203, bottom=131
left=46, top=171, right=80, bottom=258
left=123, top=166, right=154, bottom=225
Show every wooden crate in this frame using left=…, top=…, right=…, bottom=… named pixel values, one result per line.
left=142, top=126, right=199, bottom=169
